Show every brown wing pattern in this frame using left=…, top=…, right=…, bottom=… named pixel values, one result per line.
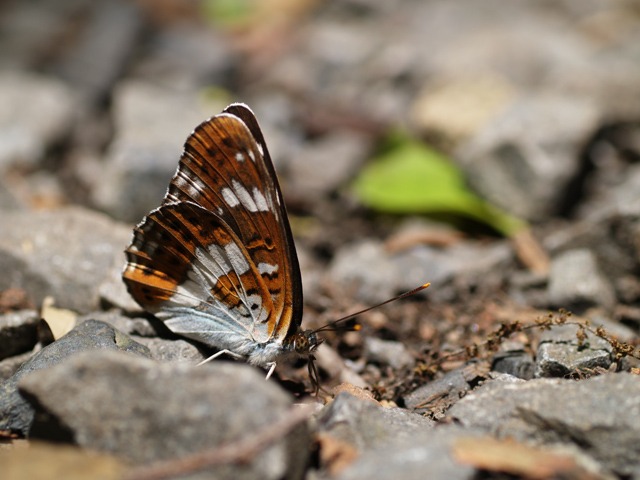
left=128, top=104, right=301, bottom=342
left=124, top=202, right=277, bottom=336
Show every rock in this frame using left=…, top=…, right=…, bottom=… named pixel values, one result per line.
left=402, top=364, right=487, bottom=415
left=317, top=392, right=434, bottom=456
left=0, top=320, right=151, bottom=436
left=286, top=131, right=369, bottom=200
left=363, top=337, right=414, bottom=370
left=0, top=349, right=34, bottom=382
left=0, top=1, right=68, bottom=67
left=133, top=24, right=235, bottom=90
left=447, top=373, right=640, bottom=478
left=73, top=313, right=208, bottom=363
left=90, top=81, right=228, bottom=222
left=543, top=215, right=639, bottom=293
left=76, top=310, right=158, bottom=339
left=457, top=94, right=599, bottom=221
left=0, top=310, right=39, bottom=360
left=535, top=324, right=613, bottom=378
left=19, top=350, right=309, bottom=480
left=136, top=337, right=205, bottom=363
left=0, top=176, right=24, bottom=210
left=98, top=253, right=141, bottom=313
left=392, top=240, right=513, bottom=298
left=52, top=0, right=144, bottom=104
left=328, top=237, right=510, bottom=306
left=0, top=207, right=132, bottom=313
left=547, top=249, right=616, bottom=311
left=0, top=72, right=77, bottom=171
left=492, top=349, right=535, bottom=380
left=313, top=343, right=368, bottom=389
left=328, top=240, right=399, bottom=305
left=332, top=426, right=480, bottom=480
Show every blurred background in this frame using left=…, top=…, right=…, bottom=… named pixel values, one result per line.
left=1, top=0, right=640, bottom=317
left=2, top=0, right=638, bottom=217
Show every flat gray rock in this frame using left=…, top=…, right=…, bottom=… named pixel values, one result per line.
left=90, top=80, right=225, bottom=222
left=547, top=249, right=616, bottom=311
left=447, top=373, right=640, bottom=478
left=317, top=392, right=434, bottom=453
left=363, top=337, right=414, bottom=370
left=19, top=350, right=309, bottom=480
left=0, top=72, right=77, bottom=171
left=457, top=94, right=599, bottom=221
left=0, top=206, right=132, bottom=313
left=535, top=324, right=613, bottom=378
left=402, top=365, right=487, bottom=415
left=334, top=426, right=479, bottom=480
left=0, top=319, right=150, bottom=436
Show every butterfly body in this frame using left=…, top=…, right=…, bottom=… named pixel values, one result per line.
left=123, top=104, right=318, bottom=372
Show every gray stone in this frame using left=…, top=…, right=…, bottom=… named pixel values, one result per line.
left=392, top=240, right=513, bottom=301
left=317, top=392, right=434, bottom=453
left=329, top=237, right=510, bottom=306
left=136, top=337, right=206, bottom=363
left=90, top=81, right=227, bottom=222
left=0, top=207, right=132, bottom=313
left=76, top=310, right=158, bottom=339
left=0, top=0, right=94, bottom=70
left=457, top=94, right=599, bottom=221
left=447, top=373, right=640, bottom=478
left=287, top=131, right=369, bottom=199
left=334, top=426, right=479, bottom=480
left=402, top=365, right=485, bottom=415
left=363, top=337, right=414, bottom=370
left=0, top=176, right=24, bottom=210
left=0, top=320, right=151, bottom=436
left=547, top=249, right=616, bottom=311
left=328, top=240, right=399, bottom=305
left=535, top=324, right=613, bottom=378
left=53, top=0, right=143, bottom=104
left=74, top=313, right=208, bottom=364
left=608, top=164, right=640, bottom=219
left=543, top=216, right=639, bottom=291
left=0, top=349, right=33, bottom=382
left=133, top=25, right=236, bottom=90
left=0, top=72, right=77, bottom=171
left=0, top=309, right=39, bottom=360
left=492, top=350, right=535, bottom=380
left=98, top=252, right=141, bottom=313
left=20, top=350, right=309, bottom=480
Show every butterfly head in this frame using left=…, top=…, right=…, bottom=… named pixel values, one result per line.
left=288, top=329, right=322, bottom=357
left=283, top=329, right=323, bottom=393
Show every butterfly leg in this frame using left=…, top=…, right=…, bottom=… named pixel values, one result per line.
left=196, top=349, right=243, bottom=366
left=264, top=362, right=277, bottom=380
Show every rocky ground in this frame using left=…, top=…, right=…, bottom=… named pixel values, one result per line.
left=1, top=1, right=640, bottom=479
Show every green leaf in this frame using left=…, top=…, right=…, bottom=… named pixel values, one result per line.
left=352, top=133, right=526, bottom=236
left=202, top=0, right=255, bottom=28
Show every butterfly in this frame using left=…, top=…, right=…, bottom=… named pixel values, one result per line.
left=123, top=103, right=428, bottom=390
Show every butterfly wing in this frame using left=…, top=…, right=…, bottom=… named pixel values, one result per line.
left=124, top=202, right=282, bottom=350
left=123, top=104, right=302, bottom=350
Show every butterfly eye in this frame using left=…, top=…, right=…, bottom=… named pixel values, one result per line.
left=307, top=331, right=322, bottom=353
left=293, top=333, right=309, bottom=355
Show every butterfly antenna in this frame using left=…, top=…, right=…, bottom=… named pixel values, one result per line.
left=313, top=282, right=430, bottom=333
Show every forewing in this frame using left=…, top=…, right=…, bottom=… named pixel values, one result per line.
left=162, top=104, right=302, bottom=340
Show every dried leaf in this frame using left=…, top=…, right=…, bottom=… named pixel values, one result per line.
left=316, top=432, right=359, bottom=476
left=453, top=436, right=600, bottom=479
left=40, top=297, right=77, bottom=340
